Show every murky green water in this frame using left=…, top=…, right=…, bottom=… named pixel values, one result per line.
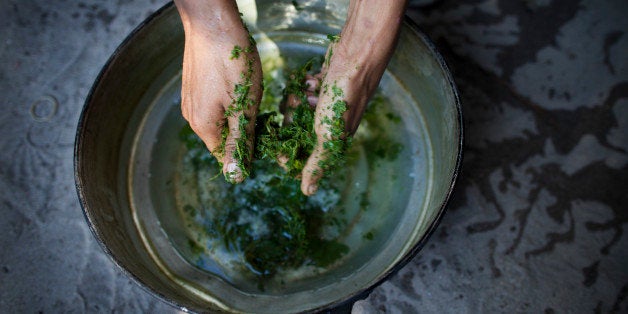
left=130, top=32, right=430, bottom=294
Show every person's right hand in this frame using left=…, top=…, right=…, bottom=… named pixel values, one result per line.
left=175, top=0, right=262, bottom=183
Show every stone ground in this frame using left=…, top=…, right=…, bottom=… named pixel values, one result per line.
left=1, top=0, right=626, bottom=313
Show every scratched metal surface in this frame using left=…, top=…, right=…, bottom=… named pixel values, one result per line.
left=1, top=0, right=626, bottom=313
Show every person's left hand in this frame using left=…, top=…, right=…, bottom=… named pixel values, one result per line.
left=296, top=0, right=406, bottom=195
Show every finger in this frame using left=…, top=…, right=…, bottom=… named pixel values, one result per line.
left=304, top=75, right=320, bottom=93
left=285, top=94, right=301, bottom=109
left=300, top=91, right=338, bottom=195
left=221, top=111, right=254, bottom=183
left=282, top=75, right=320, bottom=123
left=277, top=154, right=289, bottom=170
left=291, top=74, right=320, bottom=105
left=280, top=94, right=298, bottom=125
left=305, top=75, right=321, bottom=108
left=184, top=101, right=226, bottom=164
left=314, top=72, right=325, bottom=81
left=307, top=95, right=318, bottom=108
left=300, top=143, right=325, bottom=195
left=283, top=91, right=316, bottom=125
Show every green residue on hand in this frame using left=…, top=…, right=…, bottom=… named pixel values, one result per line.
left=323, top=34, right=340, bottom=69
left=317, top=82, right=351, bottom=173
left=331, top=84, right=343, bottom=98
left=220, top=42, right=258, bottom=182
left=326, top=34, right=341, bottom=43
left=230, top=45, right=244, bottom=60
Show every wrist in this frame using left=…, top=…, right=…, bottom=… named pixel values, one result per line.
left=175, top=0, right=244, bottom=40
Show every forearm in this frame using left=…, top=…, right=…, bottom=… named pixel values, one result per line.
left=341, top=0, right=407, bottom=64
left=322, top=0, right=407, bottom=133
left=174, top=0, right=243, bottom=40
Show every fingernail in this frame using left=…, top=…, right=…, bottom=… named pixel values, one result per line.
left=307, top=95, right=318, bottom=107
left=226, top=163, right=237, bottom=172
left=307, top=184, right=318, bottom=195
left=225, top=163, right=242, bottom=183
left=305, top=78, right=318, bottom=89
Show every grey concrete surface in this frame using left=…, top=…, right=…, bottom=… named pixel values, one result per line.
left=1, top=0, right=627, bottom=313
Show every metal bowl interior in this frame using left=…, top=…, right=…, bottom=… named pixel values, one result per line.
left=74, top=1, right=462, bottom=313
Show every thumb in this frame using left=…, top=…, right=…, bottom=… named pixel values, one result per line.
left=300, top=142, right=326, bottom=195
left=221, top=112, right=254, bottom=183
left=300, top=81, right=350, bottom=195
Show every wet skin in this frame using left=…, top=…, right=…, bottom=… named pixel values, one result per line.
left=174, top=0, right=406, bottom=194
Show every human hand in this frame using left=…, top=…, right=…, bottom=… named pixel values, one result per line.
left=175, top=0, right=262, bottom=183
left=299, top=0, right=407, bottom=195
